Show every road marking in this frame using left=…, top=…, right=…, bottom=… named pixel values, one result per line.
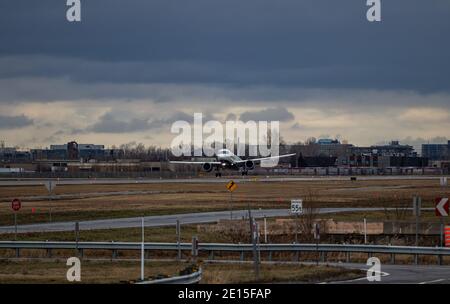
left=319, top=270, right=390, bottom=284
left=418, top=279, right=446, bottom=284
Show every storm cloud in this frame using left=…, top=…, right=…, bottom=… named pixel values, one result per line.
left=0, top=1, right=449, bottom=94
left=0, top=114, right=33, bottom=129
left=86, top=111, right=150, bottom=133
left=240, top=107, right=295, bottom=122
left=0, top=1, right=449, bottom=147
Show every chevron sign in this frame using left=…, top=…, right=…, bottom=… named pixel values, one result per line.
left=435, top=197, right=449, bottom=217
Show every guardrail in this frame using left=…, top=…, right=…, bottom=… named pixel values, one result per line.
left=1, top=241, right=449, bottom=264
left=136, top=268, right=202, bottom=284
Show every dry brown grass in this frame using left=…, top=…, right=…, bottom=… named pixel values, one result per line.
left=0, top=259, right=362, bottom=284
left=202, top=263, right=363, bottom=284
left=0, top=178, right=448, bottom=226
left=0, top=259, right=185, bottom=284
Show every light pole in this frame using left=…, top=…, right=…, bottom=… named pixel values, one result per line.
left=141, top=217, right=145, bottom=281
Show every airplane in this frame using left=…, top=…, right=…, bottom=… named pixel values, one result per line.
left=170, top=148, right=296, bottom=177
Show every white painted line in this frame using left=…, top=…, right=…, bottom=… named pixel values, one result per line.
left=319, top=270, right=390, bottom=284
left=418, top=279, right=445, bottom=284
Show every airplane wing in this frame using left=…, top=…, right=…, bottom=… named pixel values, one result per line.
left=234, top=153, right=296, bottom=163
left=169, top=161, right=222, bottom=165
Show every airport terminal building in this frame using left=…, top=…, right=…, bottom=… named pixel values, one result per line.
left=422, top=141, right=450, bottom=160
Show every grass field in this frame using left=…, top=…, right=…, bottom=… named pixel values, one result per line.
left=0, top=178, right=448, bottom=226
left=0, top=259, right=363, bottom=284
left=0, top=178, right=448, bottom=280
left=0, top=210, right=444, bottom=243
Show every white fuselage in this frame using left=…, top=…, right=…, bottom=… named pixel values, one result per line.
left=216, top=149, right=242, bottom=165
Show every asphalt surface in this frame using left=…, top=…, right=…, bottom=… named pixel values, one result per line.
left=0, top=175, right=442, bottom=186
left=203, top=260, right=450, bottom=284
left=0, top=207, right=387, bottom=234
left=327, top=262, right=450, bottom=284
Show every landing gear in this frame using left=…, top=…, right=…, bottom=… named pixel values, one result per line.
left=241, top=171, right=248, bottom=176
left=215, top=170, right=222, bottom=178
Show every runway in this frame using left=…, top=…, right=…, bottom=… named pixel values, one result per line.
left=0, top=207, right=387, bottom=234
left=0, top=175, right=442, bottom=186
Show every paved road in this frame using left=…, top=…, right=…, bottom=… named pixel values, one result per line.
left=206, top=260, right=450, bottom=284
left=0, top=207, right=387, bottom=234
left=0, top=175, right=443, bottom=186
left=326, top=262, right=450, bottom=284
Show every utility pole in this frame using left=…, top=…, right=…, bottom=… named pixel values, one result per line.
left=11, top=198, right=21, bottom=241
left=413, top=196, right=421, bottom=247
left=49, top=194, right=52, bottom=222
left=230, top=191, right=233, bottom=220
left=45, top=181, right=56, bottom=223
left=314, top=223, right=320, bottom=266
left=264, top=216, right=268, bottom=243
left=192, top=235, right=199, bottom=264
left=141, top=217, right=145, bottom=281
left=226, top=180, right=237, bottom=220
left=75, top=222, right=80, bottom=252
left=364, top=218, right=367, bottom=244
left=255, top=221, right=261, bottom=266
left=14, top=212, right=17, bottom=241
left=439, top=177, right=447, bottom=247
left=176, top=219, right=181, bottom=260
left=413, top=195, right=421, bottom=265
left=247, top=203, right=260, bottom=281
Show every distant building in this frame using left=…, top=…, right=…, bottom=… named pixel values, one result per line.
left=317, top=138, right=339, bottom=145
left=297, top=156, right=337, bottom=167
left=288, top=140, right=424, bottom=168
left=78, top=144, right=106, bottom=160
left=32, top=142, right=110, bottom=161
left=0, top=146, right=31, bottom=163
left=67, top=141, right=79, bottom=160
left=422, top=141, right=450, bottom=160
left=351, top=141, right=415, bottom=157
left=383, top=156, right=428, bottom=168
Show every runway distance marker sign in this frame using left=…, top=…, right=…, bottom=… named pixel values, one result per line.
left=290, top=199, right=303, bottom=215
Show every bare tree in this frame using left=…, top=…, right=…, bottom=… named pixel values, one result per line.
left=297, top=188, right=321, bottom=242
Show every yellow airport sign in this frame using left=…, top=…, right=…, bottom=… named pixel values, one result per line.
left=226, top=180, right=237, bottom=192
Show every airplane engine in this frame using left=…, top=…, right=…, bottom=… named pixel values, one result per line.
left=202, top=162, right=213, bottom=172
left=245, top=160, right=255, bottom=170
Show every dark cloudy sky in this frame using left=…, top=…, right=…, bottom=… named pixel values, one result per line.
left=0, top=0, right=449, bottom=149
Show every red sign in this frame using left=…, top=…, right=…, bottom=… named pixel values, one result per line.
left=445, top=226, right=450, bottom=247
left=435, top=197, right=449, bottom=217
left=11, top=198, right=21, bottom=211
